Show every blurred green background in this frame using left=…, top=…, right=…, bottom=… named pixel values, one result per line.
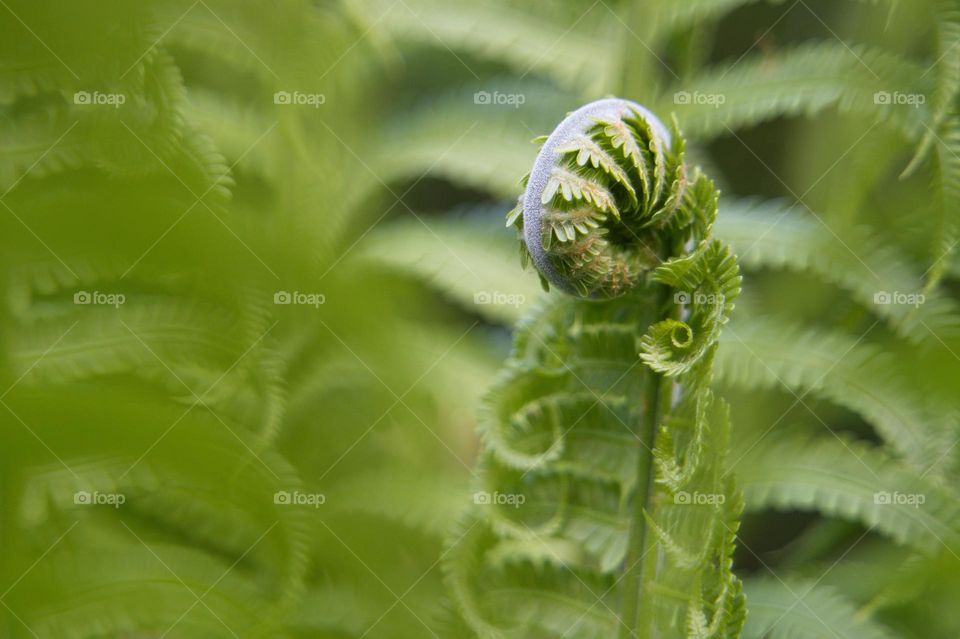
left=2, top=0, right=960, bottom=637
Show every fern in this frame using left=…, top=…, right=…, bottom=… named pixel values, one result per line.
left=446, top=99, right=745, bottom=638
left=0, top=3, right=479, bottom=637
left=359, top=207, right=543, bottom=324
left=902, top=1, right=960, bottom=177
left=661, top=41, right=930, bottom=140
left=901, top=4, right=960, bottom=290
left=5, top=1, right=960, bottom=637
left=374, top=82, right=572, bottom=197
left=356, top=0, right=617, bottom=92
left=742, top=578, right=897, bottom=639
left=714, top=199, right=960, bottom=343
left=926, top=112, right=960, bottom=290
left=716, top=317, right=954, bottom=473
left=735, top=434, right=960, bottom=552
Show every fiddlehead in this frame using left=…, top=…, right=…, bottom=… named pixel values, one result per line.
left=509, top=99, right=684, bottom=296
left=447, top=99, right=745, bottom=638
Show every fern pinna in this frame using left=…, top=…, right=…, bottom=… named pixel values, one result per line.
left=445, top=99, right=744, bottom=638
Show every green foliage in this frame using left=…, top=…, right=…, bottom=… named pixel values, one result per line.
left=714, top=199, right=960, bottom=343
left=371, top=0, right=960, bottom=636
left=446, top=103, right=746, bottom=638
left=5, top=0, right=960, bottom=637
left=716, top=317, right=954, bottom=471
left=736, top=434, right=960, bottom=551
left=657, top=41, right=931, bottom=140
left=0, top=2, right=478, bottom=637
left=742, top=578, right=897, bottom=639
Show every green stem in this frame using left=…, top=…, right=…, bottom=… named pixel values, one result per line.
left=619, top=284, right=670, bottom=639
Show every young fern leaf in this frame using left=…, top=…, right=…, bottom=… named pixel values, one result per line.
left=448, top=99, right=745, bottom=638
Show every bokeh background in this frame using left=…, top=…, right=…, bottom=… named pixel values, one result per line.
left=1, top=0, right=960, bottom=637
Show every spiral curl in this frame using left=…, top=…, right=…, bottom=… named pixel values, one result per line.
left=508, top=99, right=740, bottom=377
left=508, top=98, right=690, bottom=298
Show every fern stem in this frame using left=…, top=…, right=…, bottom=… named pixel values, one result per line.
left=619, top=283, right=669, bottom=639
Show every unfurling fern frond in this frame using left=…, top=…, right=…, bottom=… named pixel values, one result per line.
left=448, top=99, right=745, bottom=638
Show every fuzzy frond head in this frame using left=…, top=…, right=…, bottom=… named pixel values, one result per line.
left=511, top=99, right=700, bottom=298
